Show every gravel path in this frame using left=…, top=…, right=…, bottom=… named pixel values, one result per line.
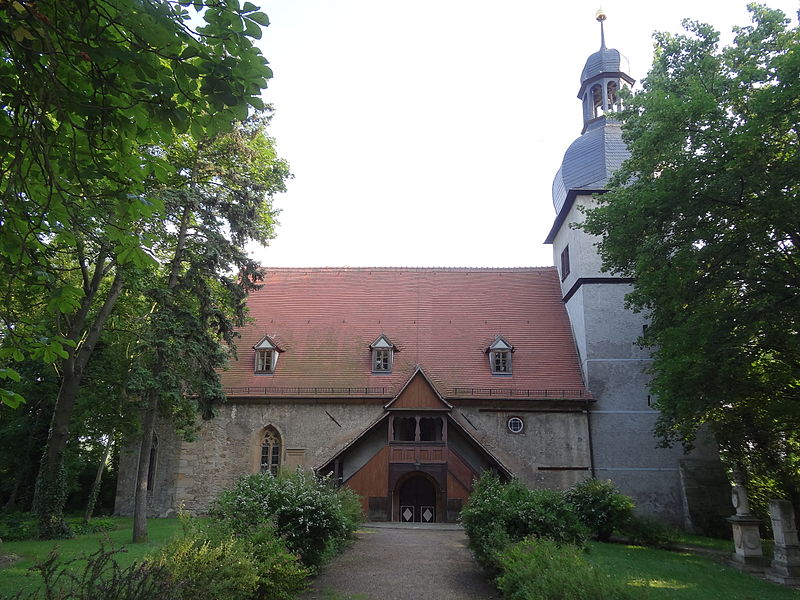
left=300, top=523, right=499, bottom=600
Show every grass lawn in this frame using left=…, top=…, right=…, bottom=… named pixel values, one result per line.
left=672, top=532, right=734, bottom=552
left=588, top=541, right=800, bottom=600
left=0, top=517, right=184, bottom=596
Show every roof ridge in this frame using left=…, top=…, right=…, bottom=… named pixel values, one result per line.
left=258, top=266, right=556, bottom=272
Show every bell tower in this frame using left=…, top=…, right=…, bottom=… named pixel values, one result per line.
left=545, top=11, right=728, bottom=529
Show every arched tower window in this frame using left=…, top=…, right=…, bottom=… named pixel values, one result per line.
left=260, top=426, right=282, bottom=476
left=591, top=84, right=603, bottom=118
left=606, top=81, right=619, bottom=112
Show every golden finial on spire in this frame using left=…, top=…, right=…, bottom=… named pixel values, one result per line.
left=596, top=7, right=607, bottom=48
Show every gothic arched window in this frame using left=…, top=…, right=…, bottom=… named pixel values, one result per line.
left=260, top=426, right=282, bottom=476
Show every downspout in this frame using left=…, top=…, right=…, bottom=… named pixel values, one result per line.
left=586, top=398, right=596, bottom=478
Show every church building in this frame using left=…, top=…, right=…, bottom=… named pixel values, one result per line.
left=115, top=15, right=727, bottom=529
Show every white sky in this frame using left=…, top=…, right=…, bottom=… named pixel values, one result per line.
left=251, top=0, right=799, bottom=269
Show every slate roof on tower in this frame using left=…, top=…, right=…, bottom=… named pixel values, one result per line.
left=221, top=267, right=590, bottom=400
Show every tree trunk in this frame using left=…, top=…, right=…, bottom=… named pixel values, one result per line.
left=33, top=271, right=124, bottom=539
left=4, top=479, right=19, bottom=511
left=84, top=431, right=114, bottom=522
left=132, top=392, right=159, bottom=543
left=132, top=202, right=191, bottom=543
left=34, top=356, right=84, bottom=538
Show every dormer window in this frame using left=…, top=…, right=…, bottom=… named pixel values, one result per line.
left=370, top=334, right=395, bottom=374
left=487, top=336, right=513, bottom=375
left=254, top=335, right=282, bottom=374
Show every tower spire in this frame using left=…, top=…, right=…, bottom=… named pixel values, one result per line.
left=596, top=8, right=607, bottom=49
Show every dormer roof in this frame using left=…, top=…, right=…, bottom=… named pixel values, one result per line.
left=253, top=335, right=284, bottom=352
left=370, top=334, right=396, bottom=350
left=487, top=336, right=514, bottom=352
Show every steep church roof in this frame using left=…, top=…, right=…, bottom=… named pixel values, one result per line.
left=221, top=268, right=590, bottom=401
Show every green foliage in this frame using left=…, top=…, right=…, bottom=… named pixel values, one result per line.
left=0, top=517, right=184, bottom=596
left=0, top=370, right=56, bottom=512
left=1, top=542, right=180, bottom=600
left=240, top=524, right=310, bottom=600
left=582, top=5, right=800, bottom=507
left=0, top=514, right=115, bottom=542
left=496, top=538, right=634, bottom=600
left=186, top=519, right=310, bottom=600
left=0, top=512, right=37, bottom=542
left=460, top=473, right=589, bottom=572
left=0, top=0, right=273, bottom=403
left=619, top=516, right=678, bottom=549
left=210, top=470, right=363, bottom=568
left=565, top=479, right=635, bottom=542
left=33, top=460, right=72, bottom=540
left=151, top=534, right=259, bottom=600
left=1, top=0, right=285, bottom=540
left=70, top=517, right=117, bottom=537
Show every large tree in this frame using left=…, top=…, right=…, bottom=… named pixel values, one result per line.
left=583, top=5, right=800, bottom=507
left=128, top=113, right=288, bottom=542
left=0, top=0, right=274, bottom=537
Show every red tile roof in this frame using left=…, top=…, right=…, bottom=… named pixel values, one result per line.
left=221, top=268, right=590, bottom=400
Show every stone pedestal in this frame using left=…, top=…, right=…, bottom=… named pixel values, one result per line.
left=767, top=499, right=800, bottom=585
left=727, top=482, right=766, bottom=571
left=728, top=515, right=767, bottom=571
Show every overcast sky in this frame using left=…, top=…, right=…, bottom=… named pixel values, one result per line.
left=249, top=1, right=799, bottom=269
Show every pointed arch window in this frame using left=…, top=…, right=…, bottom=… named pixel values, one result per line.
left=487, top=336, right=514, bottom=375
left=254, top=335, right=283, bottom=374
left=370, top=334, right=396, bottom=374
left=260, top=426, right=282, bottom=476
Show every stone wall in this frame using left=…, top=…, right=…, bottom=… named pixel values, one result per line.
left=116, top=399, right=385, bottom=516
left=453, top=406, right=591, bottom=490
left=115, top=398, right=594, bottom=516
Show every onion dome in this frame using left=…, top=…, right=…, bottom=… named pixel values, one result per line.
left=551, top=9, right=635, bottom=214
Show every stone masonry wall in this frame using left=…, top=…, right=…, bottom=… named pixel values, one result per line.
left=115, top=399, right=593, bottom=516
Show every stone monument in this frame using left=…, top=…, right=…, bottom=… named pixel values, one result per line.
left=768, top=499, right=800, bottom=585
left=727, top=479, right=766, bottom=571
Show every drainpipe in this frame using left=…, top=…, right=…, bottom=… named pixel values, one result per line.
left=586, top=398, right=596, bottom=478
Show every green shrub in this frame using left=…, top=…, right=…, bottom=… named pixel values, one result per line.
left=69, top=517, right=117, bottom=536
left=246, top=524, right=310, bottom=600
left=463, top=520, right=513, bottom=573
left=336, top=484, right=366, bottom=538
left=0, top=512, right=37, bottom=541
left=3, top=543, right=180, bottom=600
left=620, top=515, right=677, bottom=549
left=461, top=474, right=588, bottom=572
left=496, top=538, right=634, bottom=600
left=151, top=533, right=259, bottom=600
left=564, top=479, right=634, bottom=542
left=508, top=488, right=589, bottom=545
left=210, top=470, right=363, bottom=568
